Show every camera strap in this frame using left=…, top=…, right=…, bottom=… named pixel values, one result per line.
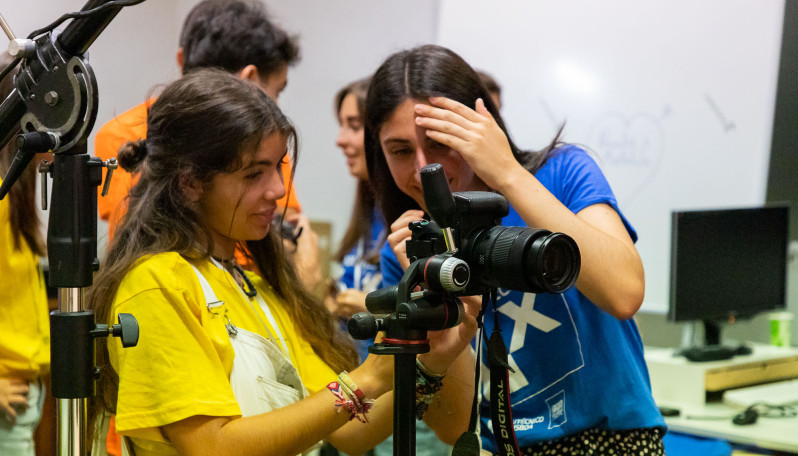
left=487, top=290, right=523, bottom=456
left=452, top=291, right=523, bottom=456
left=488, top=332, right=522, bottom=456
left=452, top=294, right=486, bottom=456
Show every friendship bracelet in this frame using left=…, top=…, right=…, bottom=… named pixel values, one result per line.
left=338, top=371, right=365, bottom=401
left=415, top=359, right=445, bottom=420
left=327, top=379, right=374, bottom=423
left=416, top=358, right=447, bottom=380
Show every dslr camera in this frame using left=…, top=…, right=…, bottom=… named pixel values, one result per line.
left=349, top=164, right=580, bottom=339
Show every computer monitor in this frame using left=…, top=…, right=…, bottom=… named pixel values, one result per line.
left=669, top=205, right=789, bottom=361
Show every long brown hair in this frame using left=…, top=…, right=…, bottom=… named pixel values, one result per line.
left=332, top=77, right=382, bottom=264
left=88, top=69, right=356, bottom=420
left=0, top=53, right=44, bottom=256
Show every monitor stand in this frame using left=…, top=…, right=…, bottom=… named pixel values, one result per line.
left=678, top=320, right=752, bottom=362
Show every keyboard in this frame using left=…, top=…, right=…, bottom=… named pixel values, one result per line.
left=723, top=378, right=798, bottom=408
left=679, top=344, right=751, bottom=362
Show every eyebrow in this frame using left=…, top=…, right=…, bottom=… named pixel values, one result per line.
left=244, top=153, right=286, bottom=169
left=382, top=138, right=412, bottom=146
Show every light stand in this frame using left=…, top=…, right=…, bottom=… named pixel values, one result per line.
left=0, top=2, right=142, bottom=454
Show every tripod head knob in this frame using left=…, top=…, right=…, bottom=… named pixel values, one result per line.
left=111, top=313, right=139, bottom=348
left=348, top=312, right=380, bottom=340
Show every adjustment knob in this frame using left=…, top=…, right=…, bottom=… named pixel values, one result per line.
left=425, top=256, right=469, bottom=292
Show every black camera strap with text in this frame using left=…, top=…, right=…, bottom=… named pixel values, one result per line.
left=487, top=290, right=523, bottom=456
left=451, top=294, right=486, bottom=456
left=452, top=291, right=523, bottom=456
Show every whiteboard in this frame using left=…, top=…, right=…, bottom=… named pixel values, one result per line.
left=436, top=0, right=785, bottom=313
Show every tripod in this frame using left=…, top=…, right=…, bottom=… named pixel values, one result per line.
left=0, top=2, right=143, bottom=454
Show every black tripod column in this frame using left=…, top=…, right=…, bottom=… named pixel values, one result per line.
left=48, top=150, right=100, bottom=289
left=394, top=353, right=418, bottom=456
left=47, top=146, right=101, bottom=455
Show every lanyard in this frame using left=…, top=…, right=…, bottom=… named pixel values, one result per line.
left=205, top=258, right=290, bottom=357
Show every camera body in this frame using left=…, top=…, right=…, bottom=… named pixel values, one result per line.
left=406, top=189, right=580, bottom=297
left=349, top=163, right=580, bottom=341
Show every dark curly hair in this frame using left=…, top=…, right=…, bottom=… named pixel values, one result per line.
left=179, top=0, right=300, bottom=76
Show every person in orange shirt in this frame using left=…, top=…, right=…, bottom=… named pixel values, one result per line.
left=95, top=0, right=303, bottom=241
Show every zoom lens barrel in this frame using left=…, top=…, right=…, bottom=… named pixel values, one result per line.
left=467, top=226, right=580, bottom=294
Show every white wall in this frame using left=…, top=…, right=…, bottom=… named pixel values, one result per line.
left=436, top=0, right=786, bottom=314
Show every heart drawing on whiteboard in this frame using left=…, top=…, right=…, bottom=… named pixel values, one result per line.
left=587, top=112, right=666, bottom=207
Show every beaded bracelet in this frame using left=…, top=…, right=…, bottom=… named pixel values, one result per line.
left=415, top=358, right=445, bottom=420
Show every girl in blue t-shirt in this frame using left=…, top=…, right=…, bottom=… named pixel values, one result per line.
left=363, top=44, right=666, bottom=455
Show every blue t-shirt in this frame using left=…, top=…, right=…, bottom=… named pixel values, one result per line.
left=338, top=210, right=385, bottom=293
left=379, top=146, right=665, bottom=450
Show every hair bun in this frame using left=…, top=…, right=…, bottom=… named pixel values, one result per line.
left=117, top=139, right=148, bottom=172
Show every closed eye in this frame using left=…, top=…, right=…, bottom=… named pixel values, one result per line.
left=388, top=147, right=413, bottom=158
left=245, top=170, right=264, bottom=180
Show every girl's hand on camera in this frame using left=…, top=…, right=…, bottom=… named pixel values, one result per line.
left=387, top=209, right=425, bottom=271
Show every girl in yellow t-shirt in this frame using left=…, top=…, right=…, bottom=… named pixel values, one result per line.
left=87, top=69, right=476, bottom=456
left=0, top=54, right=50, bottom=456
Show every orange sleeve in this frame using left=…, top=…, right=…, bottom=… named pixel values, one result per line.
left=278, top=155, right=301, bottom=212
left=94, top=101, right=150, bottom=240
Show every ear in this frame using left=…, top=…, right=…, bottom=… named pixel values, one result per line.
left=237, top=64, right=261, bottom=84
left=176, top=47, right=184, bottom=73
left=179, top=174, right=203, bottom=202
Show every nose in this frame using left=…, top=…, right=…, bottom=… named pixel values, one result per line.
left=265, top=167, right=288, bottom=201
left=414, top=149, right=429, bottom=173
left=335, top=126, right=347, bottom=149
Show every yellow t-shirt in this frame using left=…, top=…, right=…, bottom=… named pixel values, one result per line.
left=109, top=252, right=336, bottom=455
left=0, top=179, right=49, bottom=379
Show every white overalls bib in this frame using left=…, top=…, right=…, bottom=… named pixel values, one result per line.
left=191, top=261, right=320, bottom=455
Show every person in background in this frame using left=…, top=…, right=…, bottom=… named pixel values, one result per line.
left=327, top=76, right=385, bottom=361
left=94, top=0, right=315, bottom=280
left=364, top=44, right=665, bottom=455
left=0, top=53, right=50, bottom=456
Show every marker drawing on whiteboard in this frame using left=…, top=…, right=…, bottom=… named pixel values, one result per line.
left=705, top=95, right=735, bottom=132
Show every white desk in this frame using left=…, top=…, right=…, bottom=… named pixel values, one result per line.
left=644, top=344, right=798, bottom=453
left=663, top=401, right=798, bottom=454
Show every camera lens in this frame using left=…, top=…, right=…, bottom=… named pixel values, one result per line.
left=467, top=226, right=580, bottom=294
left=532, top=232, right=581, bottom=293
